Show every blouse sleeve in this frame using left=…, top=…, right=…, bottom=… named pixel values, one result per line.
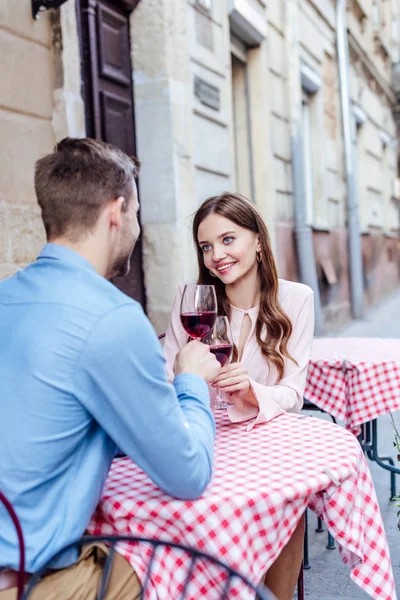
left=163, top=285, right=188, bottom=381
left=227, top=290, right=315, bottom=429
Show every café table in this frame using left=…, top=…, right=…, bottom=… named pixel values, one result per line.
left=88, top=411, right=396, bottom=600
left=305, top=338, right=400, bottom=497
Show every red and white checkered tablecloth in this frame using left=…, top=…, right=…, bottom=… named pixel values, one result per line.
left=305, top=338, right=400, bottom=435
left=88, top=412, right=396, bottom=600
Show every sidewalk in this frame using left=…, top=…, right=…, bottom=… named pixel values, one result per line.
left=338, top=288, right=400, bottom=338
left=295, top=288, right=400, bottom=599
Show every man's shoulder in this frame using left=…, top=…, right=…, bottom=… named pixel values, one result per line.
left=0, top=260, right=141, bottom=324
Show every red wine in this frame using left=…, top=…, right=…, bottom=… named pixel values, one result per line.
left=209, top=344, right=233, bottom=366
left=180, top=311, right=217, bottom=339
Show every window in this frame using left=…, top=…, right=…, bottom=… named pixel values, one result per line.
left=230, top=36, right=255, bottom=200
left=300, top=63, right=321, bottom=226
left=301, top=94, right=314, bottom=225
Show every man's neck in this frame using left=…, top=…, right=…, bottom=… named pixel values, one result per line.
left=49, top=236, right=108, bottom=278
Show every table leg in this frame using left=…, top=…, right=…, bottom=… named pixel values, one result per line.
left=360, top=419, right=398, bottom=500
left=327, top=532, right=336, bottom=550
left=303, top=509, right=311, bottom=570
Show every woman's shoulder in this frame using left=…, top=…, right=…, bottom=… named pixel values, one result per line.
left=277, top=278, right=314, bottom=308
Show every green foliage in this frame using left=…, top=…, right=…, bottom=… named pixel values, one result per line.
left=390, top=414, right=400, bottom=531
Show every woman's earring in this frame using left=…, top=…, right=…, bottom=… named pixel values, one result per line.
left=209, top=270, right=217, bottom=278
left=256, top=250, right=262, bottom=263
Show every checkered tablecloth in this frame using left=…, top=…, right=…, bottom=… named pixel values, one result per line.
left=88, top=412, right=396, bottom=600
left=305, top=338, right=400, bottom=434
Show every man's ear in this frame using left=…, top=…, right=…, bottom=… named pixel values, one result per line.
left=109, top=197, right=125, bottom=229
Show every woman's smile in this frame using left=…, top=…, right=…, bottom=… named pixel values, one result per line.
left=215, top=261, right=237, bottom=275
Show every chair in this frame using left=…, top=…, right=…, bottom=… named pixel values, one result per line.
left=22, top=534, right=276, bottom=600
left=0, top=490, right=25, bottom=600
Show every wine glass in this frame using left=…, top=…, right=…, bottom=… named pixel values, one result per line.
left=180, top=284, right=217, bottom=340
left=202, top=316, right=233, bottom=410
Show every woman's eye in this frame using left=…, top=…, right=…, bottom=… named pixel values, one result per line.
left=201, top=244, right=211, bottom=252
left=223, top=236, right=234, bottom=244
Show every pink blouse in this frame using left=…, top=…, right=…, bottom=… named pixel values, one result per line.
left=163, top=279, right=315, bottom=430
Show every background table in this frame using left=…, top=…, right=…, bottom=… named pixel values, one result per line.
left=88, top=411, right=396, bottom=600
left=305, top=338, right=400, bottom=498
left=305, top=338, right=400, bottom=435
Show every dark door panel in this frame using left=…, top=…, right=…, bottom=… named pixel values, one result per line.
left=77, top=0, right=146, bottom=308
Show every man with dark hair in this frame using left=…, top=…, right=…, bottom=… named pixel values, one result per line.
left=0, top=138, right=220, bottom=599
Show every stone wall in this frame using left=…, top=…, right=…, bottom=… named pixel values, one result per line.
left=0, top=2, right=55, bottom=278
left=0, top=0, right=84, bottom=279
left=2, top=0, right=399, bottom=334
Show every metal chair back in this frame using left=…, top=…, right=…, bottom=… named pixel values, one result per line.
left=0, top=490, right=25, bottom=600
left=23, top=534, right=275, bottom=600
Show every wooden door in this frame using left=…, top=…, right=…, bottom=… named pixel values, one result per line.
left=77, top=0, right=145, bottom=308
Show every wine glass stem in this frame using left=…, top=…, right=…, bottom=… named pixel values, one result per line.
left=215, top=387, right=227, bottom=410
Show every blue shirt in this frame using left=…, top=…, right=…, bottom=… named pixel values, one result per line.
left=0, top=244, right=215, bottom=572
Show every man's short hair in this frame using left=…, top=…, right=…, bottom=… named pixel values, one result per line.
left=34, top=137, right=140, bottom=241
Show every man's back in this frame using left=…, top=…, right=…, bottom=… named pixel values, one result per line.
left=0, top=244, right=215, bottom=572
left=0, top=245, right=133, bottom=570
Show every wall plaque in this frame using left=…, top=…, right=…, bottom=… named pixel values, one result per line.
left=194, top=76, right=220, bottom=111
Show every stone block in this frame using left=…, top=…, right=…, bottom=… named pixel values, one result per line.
left=142, top=222, right=191, bottom=331
left=271, top=114, right=290, bottom=161
left=191, top=61, right=229, bottom=127
left=267, top=1, right=283, bottom=33
left=268, top=26, right=285, bottom=76
left=0, top=109, right=55, bottom=205
left=363, top=152, right=383, bottom=194
left=275, top=191, right=294, bottom=221
left=0, top=28, right=54, bottom=119
left=273, top=157, right=292, bottom=194
left=0, top=0, right=51, bottom=45
left=193, top=113, right=231, bottom=176
left=363, top=121, right=382, bottom=159
left=130, top=0, right=168, bottom=77
left=194, top=167, right=231, bottom=205
left=188, top=3, right=226, bottom=79
left=299, top=6, right=325, bottom=63
left=133, top=76, right=177, bottom=224
left=362, top=86, right=384, bottom=126
left=269, top=72, right=288, bottom=119
left=9, top=204, right=45, bottom=264
left=326, top=169, right=344, bottom=203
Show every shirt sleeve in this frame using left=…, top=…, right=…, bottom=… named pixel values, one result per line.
left=227, top=291, right=315, bottom=429
left=73, top=302, right=215, bottom=500
left=163, top=286, right=188, bottom=381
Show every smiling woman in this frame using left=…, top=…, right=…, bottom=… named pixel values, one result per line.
left=163, top=192, right=315, bottom=428
left=163, top=191, right=315, bottom=600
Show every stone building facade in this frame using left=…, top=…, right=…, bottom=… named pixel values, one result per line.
left=1, top=0, right=400, bottom=334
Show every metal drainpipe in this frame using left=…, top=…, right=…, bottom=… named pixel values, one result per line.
left=284, top=0, right=324, bottom=335
left=336, top=0, right=364, bottom=319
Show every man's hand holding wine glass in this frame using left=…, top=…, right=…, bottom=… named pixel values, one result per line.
left=174, top=340, right=221, bottom=382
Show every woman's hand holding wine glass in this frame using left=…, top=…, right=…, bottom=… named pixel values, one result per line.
left=202, top=316, right=234, bottom=409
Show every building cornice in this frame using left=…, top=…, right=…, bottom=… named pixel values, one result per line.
left=347, top=30, right=396, bottom=106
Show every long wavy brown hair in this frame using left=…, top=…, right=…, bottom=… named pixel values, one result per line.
left=192, top=192, right=297, bottom=382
